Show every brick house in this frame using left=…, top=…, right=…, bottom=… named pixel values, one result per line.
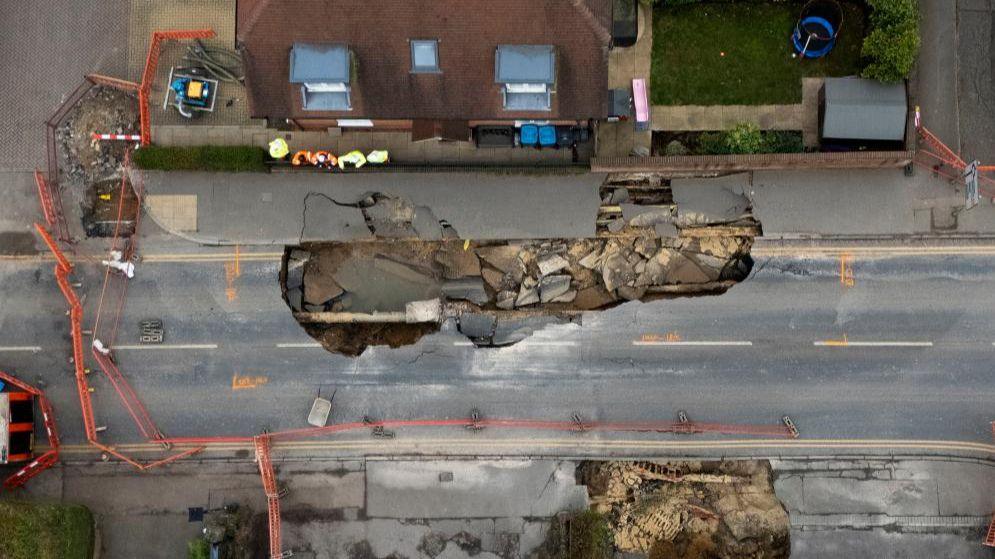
left=236, top=0, right=614, bottom=140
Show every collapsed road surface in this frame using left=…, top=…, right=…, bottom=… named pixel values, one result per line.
left=282, top=175, right=759, bottom=355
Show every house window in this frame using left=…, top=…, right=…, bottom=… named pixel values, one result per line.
left=289, top=43, right=352, bottom=111
left=410, top=39, right=440, bottom=73
left=495, top=45, right=555, bottom=111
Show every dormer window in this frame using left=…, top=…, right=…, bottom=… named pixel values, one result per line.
left=290, top=43, right=352, bottom=111
left=495, top=45, right=555, bottom=111
left=410, top=39, right=440, bottom=73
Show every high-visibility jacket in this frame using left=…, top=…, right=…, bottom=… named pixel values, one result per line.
left=312, top=151, right=336, bottom=168
left=367, top=150, right=389, bottom=164
left=338, top=150, right=367, bottom=170
left=291, top=151, right=312, bottom=166
left=268, top=138, right=289, bottom=159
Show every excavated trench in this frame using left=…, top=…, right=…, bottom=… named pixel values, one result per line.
left=281, top=174, right=760, bottom=356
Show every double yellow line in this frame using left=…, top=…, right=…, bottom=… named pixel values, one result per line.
left=53, top=437, right=995, bottom=458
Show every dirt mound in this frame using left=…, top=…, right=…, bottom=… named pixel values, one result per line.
left=578, top=460, right=789, bottom=559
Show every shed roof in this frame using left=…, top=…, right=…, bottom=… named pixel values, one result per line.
left=821, top=77, right=908, bottom=141
left=237, top=0, right=611, bottom=122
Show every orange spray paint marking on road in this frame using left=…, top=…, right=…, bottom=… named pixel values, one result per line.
left=232, top=373, right=268, bottom=390
left=640, top=332, right=682, bottom=343
left=840, top=253, right=855, bottom=287
left=224, top=245, right=242, bottom=302
left=821, top=333, right=849, bottom=347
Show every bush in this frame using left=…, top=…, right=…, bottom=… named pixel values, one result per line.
left=132, top=145, right=269, bottom=172
left=763, top=130, right=806, bottom=153
left=187, top=539, right=210, bottom=559
left=696, top=132, right=730, bottom=155
left=724, top=122, right=764, bottom=154
left=664, top=140, right=688, bottom=156
left=861, top=0, right=920, bottom=82
left=691, top=125, right=804, bottom=155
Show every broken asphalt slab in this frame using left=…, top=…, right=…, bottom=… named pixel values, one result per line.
left=670, top=173, right=751, bottom=226
left=137, top=171, right=605, bottom=245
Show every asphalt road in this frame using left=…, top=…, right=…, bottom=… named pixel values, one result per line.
left=1, top=249, right=994, bottom=451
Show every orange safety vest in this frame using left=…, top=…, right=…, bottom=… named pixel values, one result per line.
left=311, top=151, right=335, bottom=168
left=291, top=151, right=312, bottom=166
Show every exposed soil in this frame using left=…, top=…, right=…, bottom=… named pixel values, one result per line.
left=55, top=86, right=139, bottom=236
left=578, top=460, right=790, bottom=559
left=305, top=322, right=441, bottom=358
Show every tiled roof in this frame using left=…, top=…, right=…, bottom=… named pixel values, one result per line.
left=237, top=0, right=612, bottom=122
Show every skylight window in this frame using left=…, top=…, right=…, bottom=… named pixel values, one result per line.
left=411, top=40, right=440, bottom=73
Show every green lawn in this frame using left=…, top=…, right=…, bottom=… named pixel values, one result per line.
left=651, top=1, right=866, bottom=105
left=0, top=501, right=94, bottom=559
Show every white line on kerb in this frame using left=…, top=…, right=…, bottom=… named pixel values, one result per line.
left=813, top=341, right=934, bottom=347
left=275, top=342, right=323, bottom=348
left=112, top=344, right=219, bottom=350
left=0, top=346, right=42, bottom=352
left=632, top=341, right=754, bottom=347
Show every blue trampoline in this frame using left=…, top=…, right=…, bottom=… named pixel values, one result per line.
left=792, top=0, right=843, bottom=59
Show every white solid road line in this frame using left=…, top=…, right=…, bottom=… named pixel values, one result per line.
left=632, top=340, right=754, bottom=347
left=111, top=344, right=219, bottom=350
left=452, top=341, right=579, bottom=347
left=0, top=346, right=42, bottom=352
left=275, top=342, right=323, bottom=348
left=813, top=341, right=934, bottom=347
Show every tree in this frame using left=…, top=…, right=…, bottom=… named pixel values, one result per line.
left=861, top=21, right=920, bottom=83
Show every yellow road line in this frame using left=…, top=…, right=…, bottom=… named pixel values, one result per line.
left=53, top=437, right=995, bottom=457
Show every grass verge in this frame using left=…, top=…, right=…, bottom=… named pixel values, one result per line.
left=0, top=501, right=95, bottom=559
left=651, top=1, right=866, bottom=105
left=132, top=145, right=269, bottom=172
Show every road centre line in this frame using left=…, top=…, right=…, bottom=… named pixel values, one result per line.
left=275, top=342, right=323, bottom=348
left=632, top=340, right=753, bottom=347
left=814, top=340, right=933, bottom=347
left=453, top=341, right=579, bottom=347
left=0, top=346, right=42, bottom=352
left=111, top=343, right=219, bottom=350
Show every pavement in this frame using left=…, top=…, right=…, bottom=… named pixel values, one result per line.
left=137, top=170, right=605, bottom=244
left=917, top=0, right=995, bottom=164
left=12, top=456, right=992, bottom=559
left=776, top=457, right=995, bottom=558
left=674, top=169, right=995, bottom=239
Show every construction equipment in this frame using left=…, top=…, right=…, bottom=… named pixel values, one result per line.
left=163, top=67, right=218, bottom=118
left=307, top=397, right=332, bottom=427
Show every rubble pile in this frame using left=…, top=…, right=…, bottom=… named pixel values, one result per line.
left=55, top=86, right=140, bottom=236
left=579, top=461, right=790, bottom=559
